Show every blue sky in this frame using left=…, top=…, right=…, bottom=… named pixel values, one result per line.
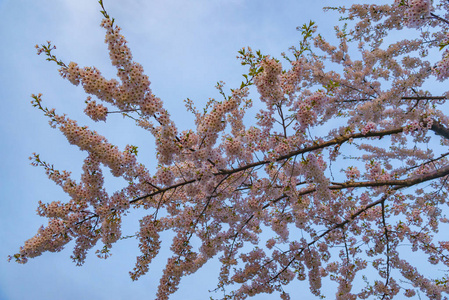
left=0, top=0, right=393, bottom=299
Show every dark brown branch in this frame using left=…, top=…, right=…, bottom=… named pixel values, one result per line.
left=401, top=96, right=446, bottom=100
left=132, top=120, right=449, bottom=206
left=430, top=12, right=449, bottom=26
left=431, top=121, right=449, bottom=140
left=108, top=109, right=140, bottom=114
left=380, top=201, right=391, bottom=300
left=219, top=127, right=404, bottom=175
left=130, top=178, right=197, bottom=204
left=265, top=163, right=449, bottom=204
left=404, top=151, right=449, bottom=172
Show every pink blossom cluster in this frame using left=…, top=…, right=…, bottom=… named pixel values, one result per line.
left=303, top=153, right=331, bottom=204
left=65, top=62, right=81, bottom=85
left=365, top=160, right=391, bottom=181
left=198, top=97, right=239, bottom=135
left=403, top=119, right=431, bottom=135
left=294, top=92, right=328, bottom=131
left=254, top=57, right=284, bottom=106
left=345, top=166, right=361, bottom=180
left=18, top=219, right=70, bottom=262
left=404, top=0, right=432, bottom=28
left=393, top=256, right=448, bottom=298
left=140, top=93, right=163, bottom=116
left=361, top=121, right=377, bottom=135
left=223, top=137, right=243, bottom=162
left=84, top=97, right=108, bottom=122
left=155, top=167, right=175, bottom=186
left=280, top=59, right=304, bottom=96
left=29, top=101, right=142, bottom=182
left=434, top=49, right=449, bottom=81
left=130, top=216, right=161, bottom=280
left=194, top=88, right=247, bottom=157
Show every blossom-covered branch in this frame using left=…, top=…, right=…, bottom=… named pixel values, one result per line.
left=12, top=0, right=449, bottom=299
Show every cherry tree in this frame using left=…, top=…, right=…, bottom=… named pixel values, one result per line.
left=10, top=0, right=449, bottom=299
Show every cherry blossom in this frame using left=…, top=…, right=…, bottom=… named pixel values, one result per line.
left=11, top=0, right=449, bottom=299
